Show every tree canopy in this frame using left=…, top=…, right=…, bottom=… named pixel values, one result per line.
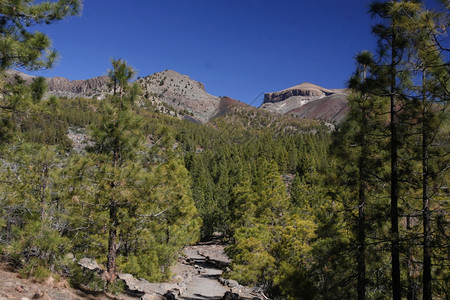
left=0, top=0, right=82, bottom=71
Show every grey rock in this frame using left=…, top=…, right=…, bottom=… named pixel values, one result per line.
left=119, top=273, right=181, bottom=296
left=140, top=293, right=165, bottom=300
left=226, top=279, right=239, bottom=288
left=78, top=258, right=102, bottom=271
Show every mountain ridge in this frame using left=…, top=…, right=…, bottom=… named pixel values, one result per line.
left=5, top=69, right=349, bottom=124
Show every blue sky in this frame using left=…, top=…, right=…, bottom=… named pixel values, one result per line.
left=30, top=0, right=381, bottom=106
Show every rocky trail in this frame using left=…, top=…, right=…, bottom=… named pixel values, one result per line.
left=175, top=244, right=230, bottom=299
left=173, top=243, right=259, bottom=299
left=123, top=242, right=261, bottom=299
left=0, top=242, right=263, bottom=300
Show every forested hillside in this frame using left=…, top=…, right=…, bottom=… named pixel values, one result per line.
left=0, top=0, right=448, bottom=299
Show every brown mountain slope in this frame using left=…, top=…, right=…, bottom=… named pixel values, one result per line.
left=287, top=94, right=349, bottom=124
left=214, top=96, right=254, bottom=117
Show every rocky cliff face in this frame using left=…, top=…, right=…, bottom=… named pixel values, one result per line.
left=138, top=70, right=220, bottom=123
left=46, top=75, right=110, bottom=99
left=260, top=82, right=348, bottom=123
left=263, top=82, right=334, bottom=104
left=4, top=70, right=111, bottom=99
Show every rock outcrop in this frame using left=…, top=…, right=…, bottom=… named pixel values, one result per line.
left=46, top=75, right=110, bottom=99
left=260, top=82, right=349, bottom=123
left=4, top=70, right=111, bottom=99
left=138, top=70, right=220, bottom=123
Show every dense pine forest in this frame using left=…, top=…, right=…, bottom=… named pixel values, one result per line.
left=0, top=0, right=448, bottom=299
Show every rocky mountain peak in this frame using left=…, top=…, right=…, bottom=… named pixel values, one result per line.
left=138, top=70, right=220, bottom=123
left=262, top=82, right=337, bottom=105
left=260, top=82, right=348, bottom=116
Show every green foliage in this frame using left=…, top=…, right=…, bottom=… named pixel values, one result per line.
left=59, top=97, right=100, bottom=127
left=0, top=0, right=82, bottom=71
left=108, top=58, right=136, bottom=101
left=69, top=262, right=106, bottom=292
left=30, top=76, right=47, bottom=103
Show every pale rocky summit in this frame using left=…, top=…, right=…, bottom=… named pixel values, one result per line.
left=260, top=82, right=349, bottom=123
left=138, top=70, right=220, bottom=123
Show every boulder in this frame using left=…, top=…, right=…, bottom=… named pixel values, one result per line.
left=226, top=279, right=239, bottom=288
left=118, top=273, right=153, bottom=295
left=78, top=258, right=102, bottom=272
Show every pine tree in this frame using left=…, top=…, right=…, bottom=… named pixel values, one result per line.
left=336, top=49, right=389, bottom=299
left=0, top=0, right=82, bottom=72
left=365, top=2, right=419, bottom=297
left=88, top=59, right=142, bottom=283
left=349, top=1, right=449, bottom=298
left=228, top=159, right=293, bottom=295
left=108, top=58, right=136, bottom=103
left=396, top=4, right=449, bottom=298
left=30, top=76, right=47, bottom=104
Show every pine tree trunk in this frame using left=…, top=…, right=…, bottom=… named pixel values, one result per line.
left=357, top=179, right=366, bottom=300
left=406, top=216, right=417, bottom=300
left=422, top=105, right=432, bottom=300
left=390, top=43, right=401, bottom=300
left=357, top=110, right=368, bottom=300
left=107, top=199, right=118, bottom=283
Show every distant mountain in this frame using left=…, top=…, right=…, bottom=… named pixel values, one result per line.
left=5, top=70, right=111, bottom=99
left=137, top=70, right=220, bottom=123
left=260, top=82, right=349, bottom=123
left=287, top=94, right=349, bottom=124
left=46, top=75, right=110, bottom=99
left=6, top=70, right=350, bottom=124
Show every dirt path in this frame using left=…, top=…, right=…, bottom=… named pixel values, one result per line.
left=174, top=244, right=229, bottom=299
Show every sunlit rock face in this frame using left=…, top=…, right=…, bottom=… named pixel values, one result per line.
left=138, top=70, right=220, bottom=123
left=260, top=82, right=349, bottom=123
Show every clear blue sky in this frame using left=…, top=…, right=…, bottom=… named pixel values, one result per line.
left=28, top=0, right=390, bottom=105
